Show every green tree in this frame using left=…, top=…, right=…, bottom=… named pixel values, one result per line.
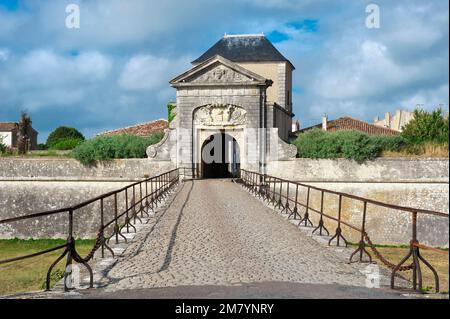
left=292, top=128, right=407, bottom=163
left=0, top=135, right=6, bottom=154
left=46, top=126, right=85, bottom=148
left=167, top=102, right=176, bottom=123
left=402, top=108, right=449, bottom=145
left=72, top=133, right=163, bottom=166
left=17, top=111, right=32, bottom=155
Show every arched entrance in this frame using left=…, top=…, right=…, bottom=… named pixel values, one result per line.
left=201, top=132, right=240, bottom=179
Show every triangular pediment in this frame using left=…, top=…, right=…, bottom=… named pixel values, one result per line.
left=170, top=55, right=269, bottom=87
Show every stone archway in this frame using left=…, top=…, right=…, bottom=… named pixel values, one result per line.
left=201, top=132, right=240, bottom=179
left=193, top=104, right=246, bottom=178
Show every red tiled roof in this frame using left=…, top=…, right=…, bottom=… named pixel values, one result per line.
left=300, top=117, right=400, bottom=136
left=327, top=117, right=400, bottom=135
left=0, top=122, right=18, bottom=132
left=97, top=119, right=168, bottom=137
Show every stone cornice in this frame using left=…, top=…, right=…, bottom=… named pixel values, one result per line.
left=170, top=55, right=271, bottom=88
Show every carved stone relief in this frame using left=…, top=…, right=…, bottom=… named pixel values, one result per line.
left=194, top=104, right=246, bottom=126
left=190, top=65, right=251, bottom=83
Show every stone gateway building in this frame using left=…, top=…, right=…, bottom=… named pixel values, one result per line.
left=147, top=34, right=297, bottom=178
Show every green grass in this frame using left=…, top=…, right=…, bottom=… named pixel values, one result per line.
left=368, top=245, right=449, bottom=294
left=0, top=239, right=95, bottom=296
left=0, top=150, right=73, bottom=158
left=347, top=242, right=448, bottom=293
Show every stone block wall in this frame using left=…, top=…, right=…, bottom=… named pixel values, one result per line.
left=0, top=159, right=176, bottom=239
left=0, top=157, right=448, bottom=246
left=0, top=158, right=175, bottom=181
left=266, top=158, right=449, bottom=247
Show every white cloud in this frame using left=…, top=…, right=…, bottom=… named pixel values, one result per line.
left=0, top=0, right=448, bottom=140
left=399, top=84, right=449, bottom=110
left=0, top=49, right=113, bottom=111
left=119, top=54, right=191, bottom=91
left=289, top=1, right=449, bottom=124
left=0, top=49, right=9, bottom=61
left=312, top=40, right=435, bottom=100
left=17, top=50, right=112, bottom=85
left=74, top=52, right=113, bottom=80
left=119, top=55, right=171, bottom=91
left=0, top=49, right=9, bottom=62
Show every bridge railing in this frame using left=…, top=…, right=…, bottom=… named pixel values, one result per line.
left=0, top=168, right=180, bottom=292
left=179, top=165, right=201, bottom=180
left=239, top=169, right=449, bottom=293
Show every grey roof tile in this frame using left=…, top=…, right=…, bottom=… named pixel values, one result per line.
left=192, top=34, right=293, bottom=67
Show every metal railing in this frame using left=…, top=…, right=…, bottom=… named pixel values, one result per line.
left=0, top=168, right=180, bottom=292
left=240, top=169, right=449, bottom=293
left=179, top=165, right=201, bottom=180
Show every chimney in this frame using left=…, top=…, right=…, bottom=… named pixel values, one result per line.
left=322, top=114, right=328, bottom=131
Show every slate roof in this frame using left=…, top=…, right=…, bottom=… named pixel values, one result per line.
left=192, top=34, right=294, bottom=68
left=97, top=119, right=168, bottom=137
left=0, top=122, right=18, bottom=131
left=300, top=117, right=400, bottom=136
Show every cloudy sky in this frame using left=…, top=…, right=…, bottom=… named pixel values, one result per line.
left=0, top=0, right=448, bottom=142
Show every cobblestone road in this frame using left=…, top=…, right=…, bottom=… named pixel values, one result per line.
left=96, top=179, right=371, bottom=292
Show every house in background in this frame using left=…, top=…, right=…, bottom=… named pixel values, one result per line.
left=296, top=114, right=400, bottom=136
left=96, top=119, right=168, bottom=137
left=373, top=110, right=414, bottom=132
left=0, top=122, right=38, bottom=150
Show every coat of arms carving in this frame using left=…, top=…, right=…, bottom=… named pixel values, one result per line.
left=191, top=66, right=249, bottom=83
left=194, top=104, right=246, bottom=126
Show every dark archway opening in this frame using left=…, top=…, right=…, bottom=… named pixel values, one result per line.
left=201, top=132, right=240, bottom=179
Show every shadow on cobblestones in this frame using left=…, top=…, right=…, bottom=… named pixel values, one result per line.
left=159, top=182, right=195, bottom=272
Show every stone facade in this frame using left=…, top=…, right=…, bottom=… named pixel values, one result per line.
left=147, top=37, right=297, bottom=178
left=374, top=110, right=415, bottom=132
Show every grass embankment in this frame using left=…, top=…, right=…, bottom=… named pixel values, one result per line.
left=0, top=150, right=73, bottom=158
left=381, top=142, right=449, bottom=158
left=369, top=245, right=449, bottom=293
left=0, top=239, right=95, bottom=296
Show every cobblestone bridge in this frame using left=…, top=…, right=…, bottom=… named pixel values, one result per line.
left=69, top=179, right=408, bottom=299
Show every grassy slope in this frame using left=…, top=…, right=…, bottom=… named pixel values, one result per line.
left=372, top=246, right=449, bottom=293
left=0, top=239, right=95, bottom=296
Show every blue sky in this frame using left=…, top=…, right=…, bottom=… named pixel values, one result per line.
left=0, top=0, right=448, bottom=142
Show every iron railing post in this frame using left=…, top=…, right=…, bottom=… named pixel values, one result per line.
left=313, top=190, right=329, bottom=236
left=349, top=201, right=371, bottom=262
left=328, top=194, right=348, bottom=247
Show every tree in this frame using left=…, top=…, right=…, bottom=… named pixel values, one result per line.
left=17, top=111, right=32, bottom=155
left=167, top=102, right=176, bottom=124
left=402, top=108, right=449, bottom=145
left=0, top=135, right=6, bottom=154
left=46, top=126, right=85, bottom=148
